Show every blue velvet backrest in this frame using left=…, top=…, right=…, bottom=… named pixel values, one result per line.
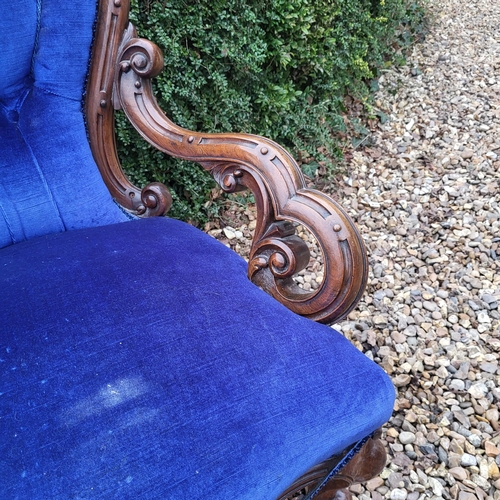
left=0, top=0, right=130, bottom=249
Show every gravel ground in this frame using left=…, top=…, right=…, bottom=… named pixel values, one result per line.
left=212, top=0, right=500, bottom=498
left=334, top=0, right=500, bottom=498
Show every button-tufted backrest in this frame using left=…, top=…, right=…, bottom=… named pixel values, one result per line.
left=0, top=1, right=38, bottom=105
left=0, top=0, right=130, bottom=249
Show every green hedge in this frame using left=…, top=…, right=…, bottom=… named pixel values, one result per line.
left=117, top=0, right=425, bottom=223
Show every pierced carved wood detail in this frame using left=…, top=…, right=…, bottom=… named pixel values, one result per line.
left=277, top=430, right=387, bottom=500
left=85, top=0, right=172, bottom=216
left=86, top=0, right=368, bottom=323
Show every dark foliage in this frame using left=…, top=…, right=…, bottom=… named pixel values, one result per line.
left=116, top=0, right=426, bottom=223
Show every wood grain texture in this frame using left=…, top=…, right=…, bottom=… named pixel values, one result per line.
left=86, top=0, right=368, bottom=323
left=277, top=430, right=387, bottom=500
left=85, top=0, right=172, bottom=216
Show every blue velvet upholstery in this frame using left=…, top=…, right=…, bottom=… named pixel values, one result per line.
left=1, top=218, right=395, bottom=499
left=0, top=0, right=130, bottom=249
left=0, top=0, right=37, bottom=102
left=0, top=1, right=395, bottom=498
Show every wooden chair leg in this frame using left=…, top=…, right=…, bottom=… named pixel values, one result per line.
left=277, top=430, right=386, bottom=500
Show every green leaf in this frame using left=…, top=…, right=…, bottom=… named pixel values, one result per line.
left=117, top=0, right=428, bottom=224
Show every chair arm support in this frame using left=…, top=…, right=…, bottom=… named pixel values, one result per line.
left=86, top=0, right=172, bottom=217
left=86, top=0, right=368, bottom=323
left=114, top=29, right=368, bottom=324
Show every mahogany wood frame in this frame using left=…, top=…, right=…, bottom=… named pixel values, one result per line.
left=277, top=430, right=386, bottom=500
left=85, top=0, right=369, bottom=325
left=85, top=1, right=386, bottom=497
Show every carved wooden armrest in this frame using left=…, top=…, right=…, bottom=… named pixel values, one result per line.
left=86, top=0, right=368, bottom=324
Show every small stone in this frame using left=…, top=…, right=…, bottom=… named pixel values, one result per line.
left=373, top=315, right=388, bottom=326
left=439, top=415, right=452, bottom=427
left=223, top=227, right=236, bottom=240
left=471, top=473, right=491, bottom=490
left=390, top=443, right=404, bottom=453
left=427, top=430, right=440, bottom=443
left=365, top=477, right=385, bottom=491
left=349, top=484, right=363, bottom=494
left=449, top=467, right=468, bottom=481
left=392, top=453, right=412, bottom=467
left=390, top=488, right=407, bottom=500
left=438, top=446, right=448, bottom=463
left=480, top=362, right=498, bottom=373
left=485, top=441, right=500, bottom=457
left=461, top=149, right=475, bottom=159
left=403, top=325, right=417, bottom=337
left=467, top=434, right=482, bottom=447
left=449, top=379, right=465, bottom=391
left=399, top=431, right=416, bottom=445
left=461, top=453, right=477, bottom=467
left=476, top=311, right=491, bottom=324
left=489, top=461, right=500, bottom=479
left=401, top=420, right=416, bottom=433
left=386, top=428, right=399, bottom=438
left=393, top=374, right=412, bottom=387
left=422, top=300, right=438, bottom=312
left=486, top=408, right=499, bottom=425
left=451, top=440, right=465, bottom=455
left=429, top=477, right=445, bottom=497
left=479, top=457, right=490, bottom=479
left=419, top=443, right=435, bottom=455
left=470, top=278, right=483, bottom=289
left=391, top=331, right=407, bottom=344
left=458, top=493, right=477, bottom=500
left=380, top=468, right=391, bottom=480
left=455, top=362, right=471, bottom=379
left=468, top=383, right=488, bottom=399
left=448, top=453, right=463, bottom=468
left=387, top=472, right=404, bottom=489
left=481, top=293, right=498, bottom=304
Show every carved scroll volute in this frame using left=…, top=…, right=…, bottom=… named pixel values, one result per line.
left=112, top=7, right=368, bottom=323
left=85, top=0, right=172, bottom=216
left=206, top=161, right=368, bottom=323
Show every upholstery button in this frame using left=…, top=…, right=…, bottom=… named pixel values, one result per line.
left=7, top=109, right=19, bottom=123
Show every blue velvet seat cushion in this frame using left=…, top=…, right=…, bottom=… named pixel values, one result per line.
left=0, top=217, right=395, bottom=500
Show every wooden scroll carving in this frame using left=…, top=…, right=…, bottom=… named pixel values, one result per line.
left=86, top=0, right=369, bottom=324
left=278, top=430, right=387, bottom=500
left=86, top=0, right=172, bottom=216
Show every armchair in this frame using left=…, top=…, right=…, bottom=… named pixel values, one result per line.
left=0, top=1, right=395, bottom=499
